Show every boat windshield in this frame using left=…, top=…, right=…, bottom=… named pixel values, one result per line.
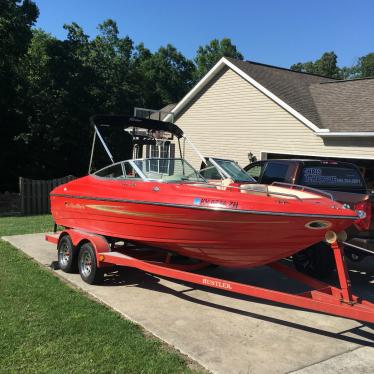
left=94, top=158, right=206, bottom=183
left=133, top=158, right=206, bottom=183
left=202, top=158, right=256, bottom=183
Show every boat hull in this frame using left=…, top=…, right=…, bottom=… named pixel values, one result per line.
left=51, top=192, right=355, bottom=268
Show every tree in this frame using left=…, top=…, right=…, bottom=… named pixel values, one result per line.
left=18, top=20, right=196, bottom=182
left=2, top=13, right=246, bottom=190
left=0, top=0, right=39, bottom=190
left=289, top=62, right=303, bottom=72
left=23, top=26, right=101, bottom=180
left=291, top=52, right=374, bottom=80
left=89, top=19, right=135, bottom=112
left=339, top=66, right=353, bottom=80
left=314, top=52, right=340, bottom=78
left=194, top=38, right=243, bottom=81
left=133, top=43, right=195, bottom=109
left=353, top=53, right=374, bottom=78
left=0, top=0, right=39, bottom=66
left=291, top=51, right=341, bottom=79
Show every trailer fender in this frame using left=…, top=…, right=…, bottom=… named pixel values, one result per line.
left=58, top=229, right=110, bottom=267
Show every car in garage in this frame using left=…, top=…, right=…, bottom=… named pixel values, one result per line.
left=244, top=159, right=373, bottom=277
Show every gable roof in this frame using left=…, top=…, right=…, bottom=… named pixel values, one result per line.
left=165, top=57, right=374, bottom=137
left=310, top=78, right=374, bottom=132
left=225, top=58, right=334, bottom=129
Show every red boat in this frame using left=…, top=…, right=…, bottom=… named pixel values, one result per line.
left=50, top=115, right=358, bottom=268
left=47, top=114, right=374, bottom=324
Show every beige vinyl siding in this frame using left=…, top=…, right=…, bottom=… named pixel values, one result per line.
left=175, top=67, right=374, bottom=168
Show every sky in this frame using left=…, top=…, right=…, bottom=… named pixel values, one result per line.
left=34, top=0, right=374, bottom=69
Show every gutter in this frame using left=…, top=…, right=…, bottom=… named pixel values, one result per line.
left=316, top=132, right=374, bottom=138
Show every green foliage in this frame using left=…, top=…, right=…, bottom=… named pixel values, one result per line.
left=133, top=43, right=195, bottom=108
left=194, top=38, right=244, bottom=81
left=0, top=0, right=39, bottom=191
left=0, top=0, right=39, bottom=65
left=290, top=51, right=341, bottom=78
left=291, top=52, right=374, bottom=80
left=2, top=14, right=199, bottom=186
left=353, top=53, right=374, bottom=78
left=314, top=52, right=341, bottom=78
left=339, top=66, right=353, bottom=80
left=23, top=26, right=97, bottom=178
left=1, top=2, right=247, bottom=190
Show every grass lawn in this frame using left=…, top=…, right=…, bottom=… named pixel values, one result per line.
left=0, top=214, right=55, bottom=236
left=0, top=215, right=201, bottom=373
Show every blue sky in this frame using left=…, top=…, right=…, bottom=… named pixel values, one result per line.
left=34, top=0, right=374, bottom=68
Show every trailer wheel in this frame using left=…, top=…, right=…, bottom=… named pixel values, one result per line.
left=57, top=235, right=77, bottom=273
left=78, top=243, right=104, bottom=284
left=293, top=242, right=335, bottom=278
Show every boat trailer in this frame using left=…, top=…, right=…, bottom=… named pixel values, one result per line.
left=46, top=229, right=374, bottom=324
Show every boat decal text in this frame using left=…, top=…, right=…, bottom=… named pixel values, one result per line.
left=64, top=202, right=86, bottom=210
left=202, top=278, right=232, bottom=289
left=194, top=198, right=238, bottom=209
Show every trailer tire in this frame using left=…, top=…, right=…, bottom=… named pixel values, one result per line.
left=293, top=242, right=335, bottom=278
left=57, top=235, right=77, bottom=273
left=78, top=243, right=104, bottom=284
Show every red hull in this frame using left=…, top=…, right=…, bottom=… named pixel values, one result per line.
left=50, top=176, right=357, bottom=268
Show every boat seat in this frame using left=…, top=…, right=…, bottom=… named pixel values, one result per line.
left=240, top=184, right=267, bottom=193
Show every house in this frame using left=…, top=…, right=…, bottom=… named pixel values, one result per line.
left=162, top=57, right=374, bottom=186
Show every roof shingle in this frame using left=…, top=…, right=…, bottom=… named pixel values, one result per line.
left=310, top=79, right=374, bottom=132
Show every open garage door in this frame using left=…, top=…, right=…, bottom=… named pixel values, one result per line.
left=264, top=152, right=374, bottom=192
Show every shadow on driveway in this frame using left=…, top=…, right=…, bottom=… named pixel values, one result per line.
left=98, top=260, right=374, bottom=348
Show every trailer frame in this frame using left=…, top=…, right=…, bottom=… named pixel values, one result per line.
left=46, top=230, right=374, bottom=324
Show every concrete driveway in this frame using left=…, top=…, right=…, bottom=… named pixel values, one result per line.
left=2, top=233, right=374, bottom=374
